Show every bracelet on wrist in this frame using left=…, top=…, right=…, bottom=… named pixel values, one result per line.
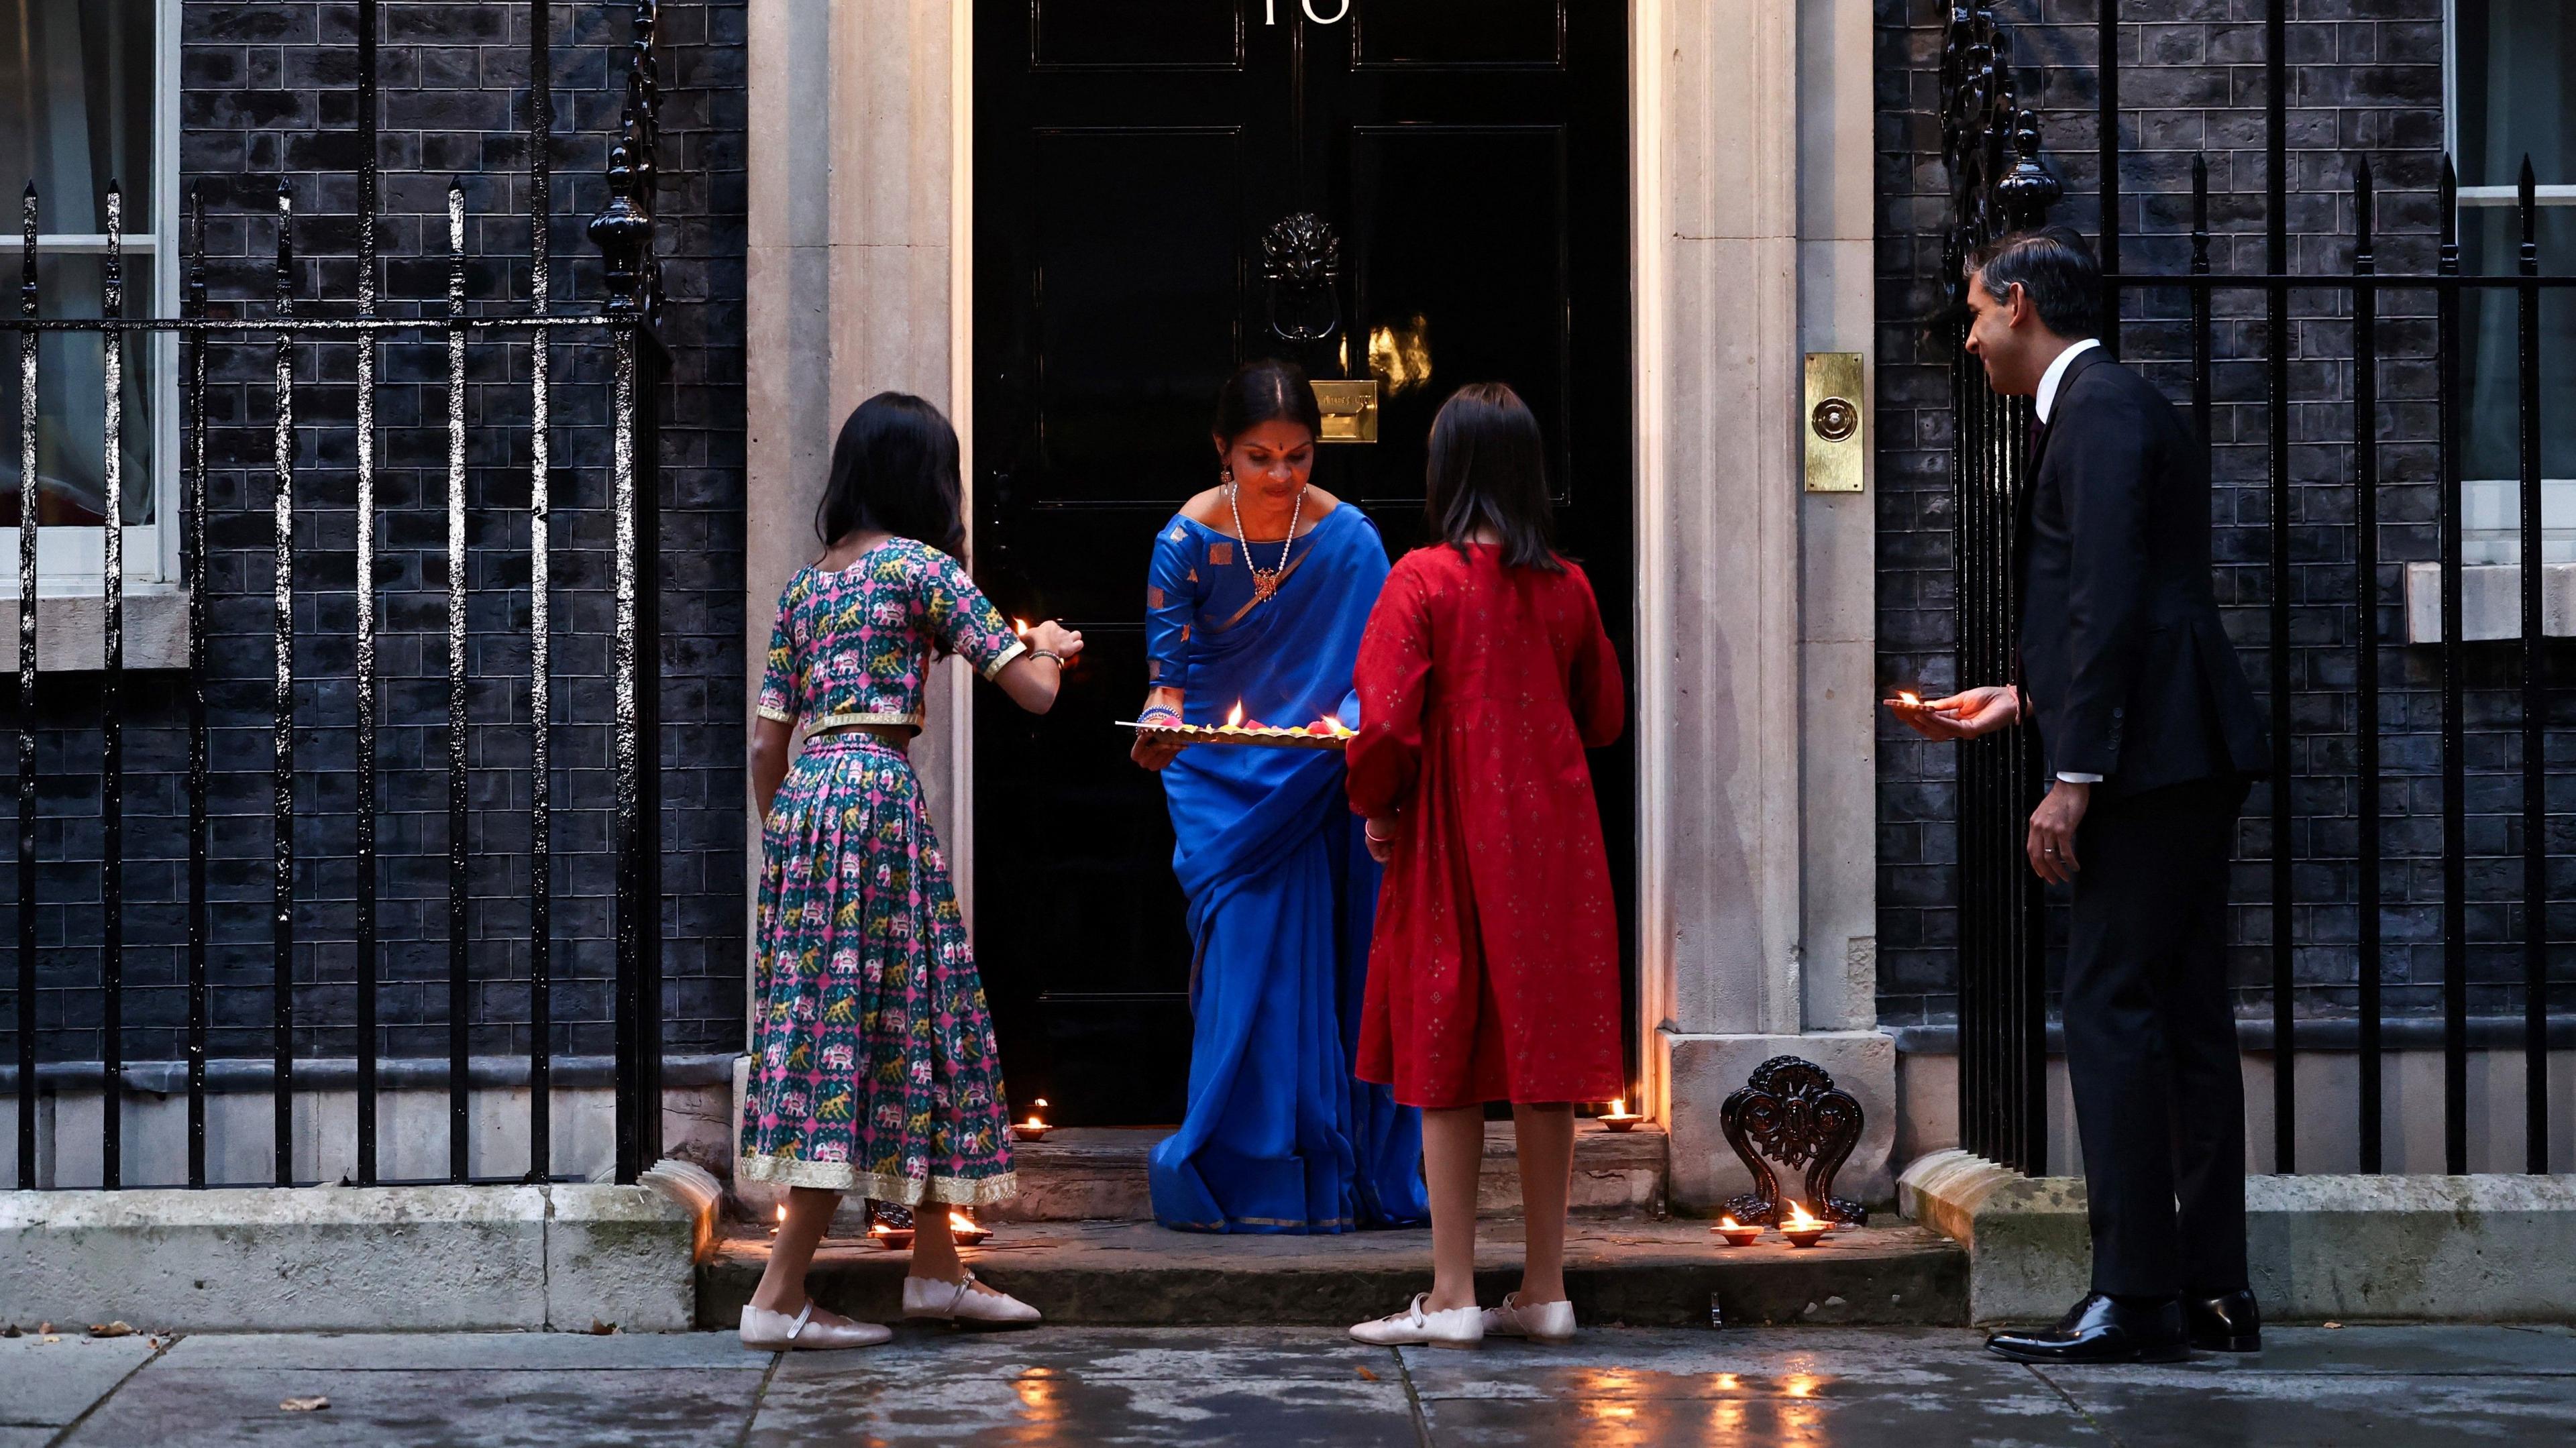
left=1028, top=649, right=1062, bottom=666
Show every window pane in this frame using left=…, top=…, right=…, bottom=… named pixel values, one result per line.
left=0, top=0, right=156, bottom=228
left=0, top=253, right=156, bottom=528
left=2461, top=207, right=2575, bottom=493
left=2456, top=0, right=2575, bottom=188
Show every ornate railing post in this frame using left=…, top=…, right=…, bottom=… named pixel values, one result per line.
left=591, top=1, right=667, bottom=1182
left=1937, top=5, right=2057, bottom=1177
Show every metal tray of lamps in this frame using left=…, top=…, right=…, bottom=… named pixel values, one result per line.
left=1117, top=718, right=1352, bottom=751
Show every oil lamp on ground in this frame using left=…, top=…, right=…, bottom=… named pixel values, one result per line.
left=865, top=1200, right=991, bottom=1249
left=1595, top=1097, right=1642, bottom=1133
left=1014, top=1099, right=1053, bottom=1142
left=1778, top=1201, right=1832, bottom=1249
left=1712, top=1215, right=1763, bottom=1247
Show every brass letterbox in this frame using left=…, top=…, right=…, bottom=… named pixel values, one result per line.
left=1311, top=380, right=1380, bottom=443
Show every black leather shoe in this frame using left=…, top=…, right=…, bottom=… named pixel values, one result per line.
left=1985, top=1292, right=2191, bottom=1365
left=2186, top=1289, right=2261, bottom=1352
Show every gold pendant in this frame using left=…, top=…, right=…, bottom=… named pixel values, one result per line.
left=1251, top=572, right=1280, bottom=602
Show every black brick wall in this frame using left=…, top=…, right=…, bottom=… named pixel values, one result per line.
left=1867, top=0, right=2576, bottom=1028
left=3, top=2, right=747, bottom=1068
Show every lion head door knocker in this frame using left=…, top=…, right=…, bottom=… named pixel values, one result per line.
left=1718, top=1055, right=1868, bottom=1227
left=1262, top=212, right=1343, bottom=344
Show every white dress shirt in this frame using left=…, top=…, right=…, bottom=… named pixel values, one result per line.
left=2033, top=336, right=2106, bottom=785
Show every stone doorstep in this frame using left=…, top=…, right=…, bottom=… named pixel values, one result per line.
left=1898, top=1148, right=2576, bottom=1325
left=731, top=1120, right=1672, bottom=1232
left=0, top=1181, right=703, bottom=1333
left=696, top=1218, right=1966, bottom=1329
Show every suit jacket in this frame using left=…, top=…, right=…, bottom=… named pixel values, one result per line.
left=2016, top=347, right=2268, bottom=799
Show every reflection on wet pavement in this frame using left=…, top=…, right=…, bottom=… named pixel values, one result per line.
left=24, top=1323, right=2576, bottom=1446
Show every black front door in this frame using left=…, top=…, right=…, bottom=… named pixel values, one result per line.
left=971, top=0, right=1633, bottom=1125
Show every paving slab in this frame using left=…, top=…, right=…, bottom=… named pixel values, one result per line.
left=749, top=1329, right=1419, bottom=1448
left=700, top=1218, right=1966, bottom=1329
left=56, top=1367, right=763, bottom=1448
left=2037, top=1368, right=2576, bottom=1447
left=2127, top=1324, right=2576, bottom=1376
left=0, top=1332, right=162, bottom=1427
left=1403, top=1328, right=2105, bottom=1446
left=769, top=1324, right=1399, bottom=1384
left=1418, top=1394, right=2111, bottom=1447
left=158, top=1329, right=765, bottom=1372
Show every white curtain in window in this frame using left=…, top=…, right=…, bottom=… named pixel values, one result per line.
left=0, top=0, right=155, bottom=529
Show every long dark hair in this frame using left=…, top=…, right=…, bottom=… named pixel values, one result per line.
left=1212, top=357, right=1324, bottom=446
left=1424, top=382, right=1560, bottom=572
left=815, top=392, right=966, bottom=558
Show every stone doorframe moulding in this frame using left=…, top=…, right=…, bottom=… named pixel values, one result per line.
left=744, top=2, right=1886, bottom=1210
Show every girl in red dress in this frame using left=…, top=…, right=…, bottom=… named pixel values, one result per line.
left=1344, top=383, right=1625, bottom=1349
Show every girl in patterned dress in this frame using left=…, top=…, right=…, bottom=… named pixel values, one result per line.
left=739, top=393, right=1083, bottom=1351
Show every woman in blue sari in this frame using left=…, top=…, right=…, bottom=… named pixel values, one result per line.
left=1130, top=359, right=1429, bottom=1233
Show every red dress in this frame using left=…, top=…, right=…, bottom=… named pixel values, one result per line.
left=1346, top=543, right=1625, bottom=1109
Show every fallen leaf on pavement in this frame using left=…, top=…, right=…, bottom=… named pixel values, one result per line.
left=589, top=1320, right=617, bottom=1335
left=2323, top=1321, right=2344, bottom=1330
left=37, top=1322, right=51, bottom=1334
left=279, top=1396, right=329, bottom=1413
left=89, top=1321, right=133, bottom=1338
left=1353, top=1366, right=1379, bottom=1382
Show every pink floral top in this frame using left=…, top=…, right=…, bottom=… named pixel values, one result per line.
left=757, top=538, right=1026, bottom=733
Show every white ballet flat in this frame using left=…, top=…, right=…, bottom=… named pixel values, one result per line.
left=739, top=1302, right=892, bottom=1351
left=902, top=1268, right=1042, bottom=1326
left=1481, top=1292, right=1578, bottom=1344
left=1348, top=1292, right=1483, bottom=1349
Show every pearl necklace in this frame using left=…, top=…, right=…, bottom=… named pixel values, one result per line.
left=1227, top=480, right=1307, bottom=604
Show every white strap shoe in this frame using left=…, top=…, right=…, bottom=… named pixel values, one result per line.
left=1348, top=1293, right=1485, bottom=1349
left=1482, top=1292, right=1578, bottom=1344
left=739, top=1302, right=892, bottom=1351
left=902, top=1268, right=1042, bottom=1326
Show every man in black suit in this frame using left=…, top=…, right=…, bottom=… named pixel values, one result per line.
left=1893, top=226, right=2271, bottom=1365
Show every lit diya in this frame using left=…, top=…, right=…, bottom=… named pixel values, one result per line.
left=1778, top=1201, right=1833, bottom=1249
left=1595, top=1097, right=1643, bottom=1133
left=1014, top=1099, right=1054, bottom=1142
left=866, top=1204, right=991, bottom=1250
left=1713, top=1215, right=1764, bottom=1247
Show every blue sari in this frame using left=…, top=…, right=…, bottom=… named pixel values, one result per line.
left=1142, top=504, right=1429, bottom=1233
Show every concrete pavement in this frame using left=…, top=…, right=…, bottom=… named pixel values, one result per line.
left=5, top=1323, right=2573, bottom=1445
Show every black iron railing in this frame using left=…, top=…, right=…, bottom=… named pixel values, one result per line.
left=1944, top=3, right=2573, bottom=1177
left=8, top=1, right=668, bottom=1190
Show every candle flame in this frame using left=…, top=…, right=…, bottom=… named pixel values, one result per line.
left=774, top=1205, right=786, bottom=1224
left=1035, top=1099, right=1048, bottom=1109
left=1014, top=618, right=1031, bottom=636
left=1782, top=1201, right=1825, bottom=1231
left=949, top=1211, right=979, bottom=1233
left=1226, top=701, right=1244, bottom=727
left=1609, top=1097, right=1627, bottom=1116
left=1897, top=690, right=1921, bottom=707
left=1025, top=1116, right=1044, bottom=1129
left=1719, top=1215, right=1741, bottom=1229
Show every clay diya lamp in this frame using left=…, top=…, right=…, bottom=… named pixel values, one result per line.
left=1778, top=1202, right=1832, bottom=1249
left=1712, top=1215, right=1764, bottom=1247
left=1595, top=1097, right=1643, bottom=1133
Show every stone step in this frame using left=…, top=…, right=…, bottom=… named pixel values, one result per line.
left=967, top=1119, right=1668, bottom=1223
left=697, top=1218, right=1965, bottom=1329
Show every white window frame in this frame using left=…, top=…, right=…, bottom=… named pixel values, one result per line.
left=3, top=0, right=180, bottom=599
left=2445, top=0, right=2576, bottom=568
